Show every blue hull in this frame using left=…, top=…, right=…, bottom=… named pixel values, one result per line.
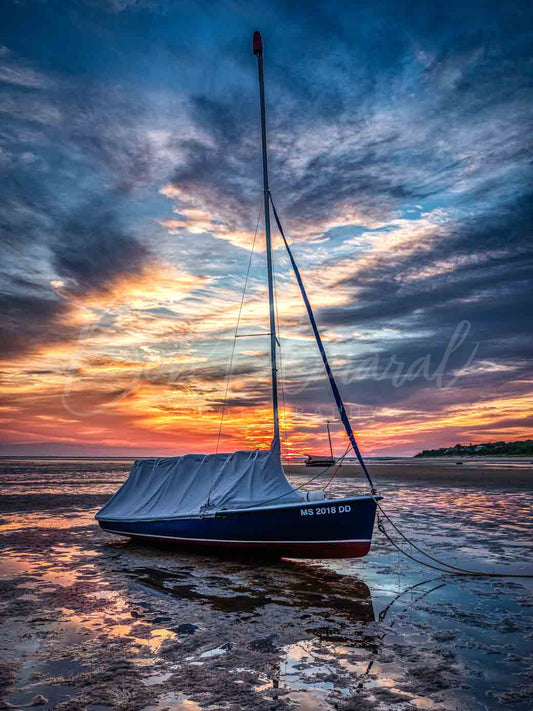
left=97, top=495, right=379, bottom=559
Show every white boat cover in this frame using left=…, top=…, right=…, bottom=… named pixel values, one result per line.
left=96, top=442, right=303, bottom=521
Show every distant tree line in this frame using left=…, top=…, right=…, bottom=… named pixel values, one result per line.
left=414, top=440, right=533, bottom=457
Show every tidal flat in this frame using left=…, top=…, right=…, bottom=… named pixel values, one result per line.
left=0, top=459, right=531, bottom=710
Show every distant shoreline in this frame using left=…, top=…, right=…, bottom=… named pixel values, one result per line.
left=0, top=456, right=139, bottom=460
left=415, top=440, right=533, bottom=458
left=1, top=454, right=532, bottom=461
left=284, top=458, right=533, bottom=489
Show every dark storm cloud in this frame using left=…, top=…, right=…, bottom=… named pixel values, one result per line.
left=320, top=193, right=533, bottom=335
left=0, top=289, right=67, bottom=358
left=0, top=57, right=156, bottom=357
left=169, top=94, right=262, bottom=227
left=0, top=178, right=151, bottom=357
left=53, top=202, right=149, bottom=293
left=276, top=193, right=532, bottom=414
left=290, top=196, right=533, bottom=410
left=139, top=361, right=268, bottom=406
left=284, top=344, right=531, bottom=415
left=0, top=199, right=150, bottom=356
left=4, top=0, right=531, bottom=251
left=61, top=84, right=161, bottom=193
left=173, top=37, right=531, bottom=229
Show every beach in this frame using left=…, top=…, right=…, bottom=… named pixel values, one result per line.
left=0, top=458, right=531, bottom=710
left=285, top=457, right=533, bottom=488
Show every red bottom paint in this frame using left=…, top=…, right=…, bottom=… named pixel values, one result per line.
left=121, top=535, right=372, bottom=559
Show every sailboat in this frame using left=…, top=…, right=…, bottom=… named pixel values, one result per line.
left=96, top=31, right=381, bottom=559
left=306, top=422, right=336, bottom=467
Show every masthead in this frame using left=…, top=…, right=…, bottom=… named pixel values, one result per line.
left=253, top=30, right=263, bottom=55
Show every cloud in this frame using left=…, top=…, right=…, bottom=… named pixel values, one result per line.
left=0, top=0, right=531, bottom=454
left=0, top=55, right=164, bottom=358
left=0, top=65, right=53, bottom=89
left=53, top=202, right=150, bottom=293
left=0, top=289, right=67, bottom=358
left=163, top=94, right=263, bottom=246
left=319, top=193, right=533, bottom=335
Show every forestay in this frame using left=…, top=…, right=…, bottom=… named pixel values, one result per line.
left=96, top=441, right=302, bottom=521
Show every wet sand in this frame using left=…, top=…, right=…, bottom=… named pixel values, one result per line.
left=0, top=459, right=532, bottom=710
left=285, top=458, right=533, bottom=488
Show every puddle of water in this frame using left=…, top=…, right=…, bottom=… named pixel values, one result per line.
left=199, top=644, right=230, bottom=659
left=144, top=671, right=174, bottom=686
left=8, top=657, right=85, bottom=709
left=146, top=695, right=202, bottom=711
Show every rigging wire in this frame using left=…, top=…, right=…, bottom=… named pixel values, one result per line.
left=322, top=440, right=353, bottom=490
left=253, top=198, right=530, bottom=579
left=269, top=191, right=377, bottom=495
left=272, top=248, right=289, bottom=456
left=235, top=465, right=335, bottom=509
left=215, top=205, right=262, bottom=454
left=247, top=441, right=355, bottom=509
left=268, top=192, right=344, bottom=461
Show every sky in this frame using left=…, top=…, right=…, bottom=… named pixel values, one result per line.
left=0, top=0, right=531, bottom=458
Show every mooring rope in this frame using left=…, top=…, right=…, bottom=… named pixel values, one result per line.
left=376, top=503, right=533, bottom=578
left=377, top=577, right=446, bottom=624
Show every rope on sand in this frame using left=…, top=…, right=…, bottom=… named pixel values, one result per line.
left=376, top=502, right=533, bottom=578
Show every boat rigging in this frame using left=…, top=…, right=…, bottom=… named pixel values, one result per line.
left=96, top=31, right=380, bottom=559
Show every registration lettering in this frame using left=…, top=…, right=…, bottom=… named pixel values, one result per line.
left=300, top=504, right=351, bottom=517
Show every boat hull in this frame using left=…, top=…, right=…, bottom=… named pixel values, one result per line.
left=97, top=495, right=379, bottom=559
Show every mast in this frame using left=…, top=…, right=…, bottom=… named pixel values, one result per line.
left=327, top=421, right=334, bottom=460
left=269, top=196, right=377, bottom=494
left=253, top=30, right=279, bottom=443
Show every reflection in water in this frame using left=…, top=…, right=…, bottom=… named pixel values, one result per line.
left=126, top=554, right=375, bottom=622
left=1, top=523, right=380, bottom=709
left=0, top=459, right=532, bottom=710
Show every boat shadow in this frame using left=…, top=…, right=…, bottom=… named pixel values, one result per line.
left=103, top=536, right=376, bottom=626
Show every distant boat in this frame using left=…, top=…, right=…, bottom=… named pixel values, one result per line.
left=96, top=31, right=381, bottom=559
left=306, top=421, right=336, bottom=467
left=305, top=455, right=336, bottom=467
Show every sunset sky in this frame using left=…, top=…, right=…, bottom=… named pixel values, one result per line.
left=1, top=0, right=531, bottom=457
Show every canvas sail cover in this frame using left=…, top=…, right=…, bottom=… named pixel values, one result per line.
left=96, top=443, right=303, bottom=521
